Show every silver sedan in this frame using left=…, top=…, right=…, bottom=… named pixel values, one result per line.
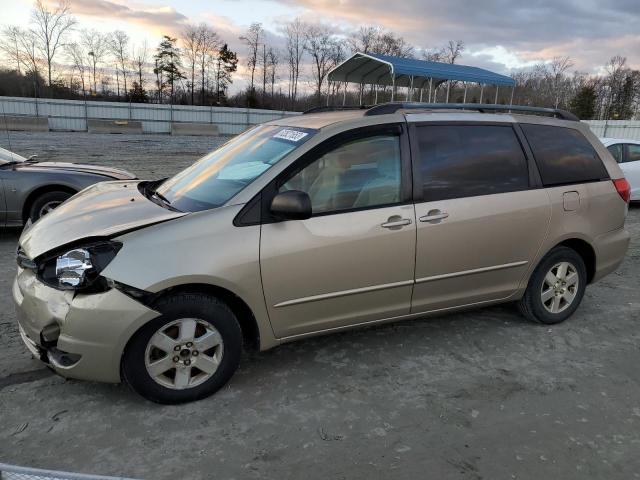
left=0, top=146, right=137, bottom=226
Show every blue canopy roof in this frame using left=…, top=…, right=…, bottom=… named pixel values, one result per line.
left=328, top=52, right=516, bottom=88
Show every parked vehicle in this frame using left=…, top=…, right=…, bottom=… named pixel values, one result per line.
left=13, top=103, right=630, bottom=403
left=600, top=138, right=640, bottom=202
left=0, top=145, right=137, bottom=225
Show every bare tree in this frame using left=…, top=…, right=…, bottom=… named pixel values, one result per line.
left=443, top=40, right=464, bottom=64
left=267, top=47, right=279, bottom=98
left=182, top=24, right=201, bottom=104
left=31, top=0, right=76, bottom=86
left=240, top=22, right=263, bottom=96
left=283, top=18, right=306, bottom=106
left=0, top=26, right=23, bottom=74
left=348, top=26, right=380, bottom=54
left=66, top=42, right=89, bottom=96
left=305, top=23, right=337, bottom=101
left=197, top=25, right=219, bottom=104
left=80, top=29, right=108, bottom=95
left=549, top=56, right=573, bottom=108
left=132, top=41, right=149, bottom=89
left=109, top=30, right=130, bottom=98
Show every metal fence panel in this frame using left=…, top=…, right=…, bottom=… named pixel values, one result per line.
left=584, top=120, right=640, bottom=140
left=0, top=96, right=300, bottom=135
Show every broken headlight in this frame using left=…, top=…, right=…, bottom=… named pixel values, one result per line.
left=39, top=241, right=122, bottom=291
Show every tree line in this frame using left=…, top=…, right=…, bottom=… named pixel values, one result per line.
left=0, top=0, right=638, bottom=118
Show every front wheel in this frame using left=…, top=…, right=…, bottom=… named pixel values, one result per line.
left=122, top=293, right=242, bottom=404
left=29, top=190, right=73, bottom=222
left=518, top=246, right=587, bottom=325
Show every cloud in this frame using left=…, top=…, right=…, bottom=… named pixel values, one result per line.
left=69, top=0, right=189, bottom=35
left=269, top=0, right=640, bottom=72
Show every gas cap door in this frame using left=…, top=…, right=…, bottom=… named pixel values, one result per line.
left=563, top=191, right=580, bottom=211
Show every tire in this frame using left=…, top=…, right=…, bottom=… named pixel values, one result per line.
left=29, top=190, right=73, bottom=222
left=122, top=293, right=242, bottom=404
left=518, top=246, right=587, bottom=325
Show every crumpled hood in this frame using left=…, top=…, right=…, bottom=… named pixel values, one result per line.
left=20, top=181, right=187, bottom=259
left=13, top=161, right=136, bottom=180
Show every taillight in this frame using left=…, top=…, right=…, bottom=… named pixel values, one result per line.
left=613, top=178, right=631, bottom=203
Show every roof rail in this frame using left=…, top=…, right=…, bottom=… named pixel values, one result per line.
left=303, top=105, right=370, bottom=115
left=364, top=102, right=579, bottom=121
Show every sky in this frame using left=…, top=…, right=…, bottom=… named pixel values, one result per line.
left=2, top=0, right=639, bottom=92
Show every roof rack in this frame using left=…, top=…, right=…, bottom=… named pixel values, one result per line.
left=303, top=105, right=370, bottom=115
left=364, top=102, right=579, bottom=121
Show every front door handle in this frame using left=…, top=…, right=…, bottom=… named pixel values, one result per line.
left=419, top=210, right=449, bottom=223
left=381, top=217, right=412, bottom=229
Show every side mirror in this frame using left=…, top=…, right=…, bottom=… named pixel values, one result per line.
left=27, top=154, right=38, bottom=162
left=270, top=190, right=312, bottom=220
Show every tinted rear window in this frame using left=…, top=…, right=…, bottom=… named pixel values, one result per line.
left=415, top=125, right=529, bottom=201
left=521, top=124, right=608, bottom=186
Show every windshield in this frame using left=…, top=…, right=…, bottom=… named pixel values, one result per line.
left=155, top=124, right=316, bottom=212
left=0, top=145, right=26, bottom=164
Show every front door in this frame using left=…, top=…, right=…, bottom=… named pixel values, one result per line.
left=260, top=127, right=416, bottom=338
left=410, top=123, right=551, bottom=313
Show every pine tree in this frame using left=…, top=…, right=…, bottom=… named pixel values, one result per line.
left=154, top=36, right=184, bottom=103
left=570, top=85, right=596, bottom=120
left=214, top=44, right=238, bottom=104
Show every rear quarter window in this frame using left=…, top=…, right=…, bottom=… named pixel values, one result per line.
left=520, top=124, right=609, bottom=186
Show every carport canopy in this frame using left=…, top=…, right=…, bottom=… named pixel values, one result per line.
left=327, top=52, right=516, bottom=104
left=328, top=52, right=516, bottom=88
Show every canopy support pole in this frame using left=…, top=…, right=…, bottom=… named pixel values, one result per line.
left=479, top=84, right=484, bottom=103
left=342, top=81, right=347, bottom=106
left=446, top=81, right=450, bottom=103
left=463, top=82, right=467, bottom=103
left=359, top=82, right=363, bottom=105
left=419, top=88, right=423, bottom=102
left=509, top=85, right=515, bottom=106
left=391, top=74, right=396, bottom=101
left=494, top=85, right=499, bottom=104
left=409, top=76, right=414, bottom=101
left=428, top=78, right=433, bottom=103
left=326, top=80, right=331, bottom=106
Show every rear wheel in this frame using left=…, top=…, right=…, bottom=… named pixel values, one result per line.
left=29, top=190, right=73, bottom=222
left=518, top=246, right=587, bottom=325
left=122, top=293, right=242, bottom=404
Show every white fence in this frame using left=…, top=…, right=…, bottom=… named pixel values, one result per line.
left=2, top=96, right=640, bottom=140
left=0, top=96, right=299, bottom=135
left=583, top=120, right=640, bottom=140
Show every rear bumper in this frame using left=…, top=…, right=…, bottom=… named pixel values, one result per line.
left=13, top=268, right=159, bottom=383
left=592, top=227, right=630, bottom=283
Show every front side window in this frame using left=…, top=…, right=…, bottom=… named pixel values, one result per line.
left=415, top=125, right=529, bottom=202
left=279, top=135, right=402, bottom=215
left=157, top=125, right=316, bottom=212
left=625, top=144, right=640, bottom=163
left=521, top=124, right=608, bottom=186
left=607, top=144, right=623, bottom=163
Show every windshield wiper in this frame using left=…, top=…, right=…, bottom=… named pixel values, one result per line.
left=152, top=189, right=172, bottom=205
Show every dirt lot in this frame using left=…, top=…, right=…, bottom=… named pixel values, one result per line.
left=1, top=132, right=640, bottom=480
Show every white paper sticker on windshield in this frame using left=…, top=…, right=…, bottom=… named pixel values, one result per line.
left=273, top=129, right=309, bottom=142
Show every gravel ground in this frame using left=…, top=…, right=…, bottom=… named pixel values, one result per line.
left=1, top=132, right=640, bottom=479
left=2, top=131, right=228, bottom=180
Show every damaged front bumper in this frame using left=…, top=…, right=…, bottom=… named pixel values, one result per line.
left=13, top=267, right=160, bottom=383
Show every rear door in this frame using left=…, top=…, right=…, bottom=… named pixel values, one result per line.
left=259, top=124, right=416, bottom=338
left=410, top=123, right=551, bottom=313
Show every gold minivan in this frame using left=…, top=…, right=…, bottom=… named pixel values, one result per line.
left=13, top=103, right=631, bottom=403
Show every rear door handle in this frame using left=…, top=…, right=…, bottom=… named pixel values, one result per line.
left=419, top=211, right=449, bottom=223
left=381, top=218, right=412, bottom=229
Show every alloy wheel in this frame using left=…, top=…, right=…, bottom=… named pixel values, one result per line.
left=144, top=318, right=224, bottom=390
